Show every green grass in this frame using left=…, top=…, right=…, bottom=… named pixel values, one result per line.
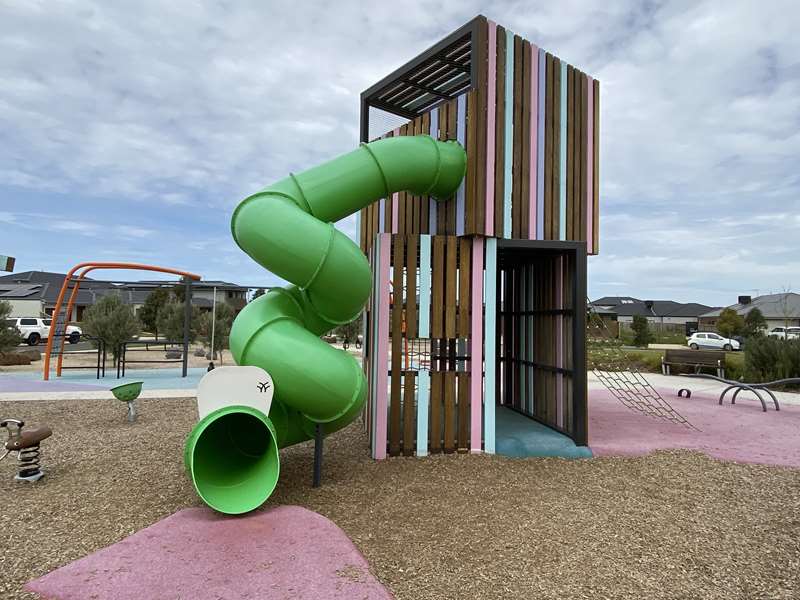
left=588, top=343, right=745, bottom=379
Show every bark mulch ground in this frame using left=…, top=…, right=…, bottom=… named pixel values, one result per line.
left=1, top=397, right=799, bottom=599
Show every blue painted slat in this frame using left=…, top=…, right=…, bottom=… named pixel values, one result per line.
left=504, top=30, right=514, bottom=238
left=418, top=234, right=431, bottom=338
left=483, top=238, right=497, bottom=454
left=416, top=370, right=430, bottom=457
left=456, top=95, right=466, bottom=235
left=559, top=61, right=567, bottom=240
left=429, top=108, right=438, bottom=233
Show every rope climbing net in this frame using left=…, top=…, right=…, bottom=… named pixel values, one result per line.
left=587, top=301, right=697, bottom=430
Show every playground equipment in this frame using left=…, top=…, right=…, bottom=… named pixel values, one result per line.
left=186, top=14, right=603, bottom=511
left=1, top=418, right=52, bottom=482
left=184, top=136, right=466, bottom=514
left=682, top=373, right=796, bottom=412
left=43, top=263, right=201, bottom=381
left=358, top=16, right=598, bottom=457
left=111, top=381, right=144, bottom=422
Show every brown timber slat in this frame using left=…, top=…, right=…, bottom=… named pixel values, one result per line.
left=457, top=371, right=470, bottom=451
left=566, top=65, right=575, bottom=241
left=512, top=35, right=523, bottom=239
left=544, top=53, right=553, bottom=240
left=580, top=74, right=588, bottom=243
left=430, top=370, right=443, bottom=453
left=520, top=40, right=532, bottom=239
left=431, top=235, right=445, bottom=338
left=389, top=236, right=404, bottom=456
left=552, top=57, right=561, bottom=242
left=406, top=235, right=418, bottom=339
left=495, top=26, right=506, bottom=237
left=458, top=237, right=471, bottom=337
left=445, top=235, right=457, bottom=338
left=446, top=99, right=458, bottom=235
left=474, top=17, right=488, bottom=236
left=443, top=371, right=457, bottom=453
left=402, top=371, right=416, bottom=456
left=593, top=78, right=600, bottom=253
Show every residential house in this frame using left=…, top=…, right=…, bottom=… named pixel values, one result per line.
left=0, top=271, right=251, bottom=320
left=699, top=293, right=800, bottom=332
left=591, top=296, right=719, bottom=332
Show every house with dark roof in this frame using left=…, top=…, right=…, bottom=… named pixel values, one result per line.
left=591, top=296, right=719, bottom=330
left=0, top=271, right=252, bottom=319
left=699, top=293, right=800, bottom=332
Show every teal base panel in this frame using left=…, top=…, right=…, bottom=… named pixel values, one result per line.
left=495, top=406, right=592, bottom=459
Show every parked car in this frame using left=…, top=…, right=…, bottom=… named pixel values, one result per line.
left=686, top=332, right=740, bottom=351
left=9, top=317, right=82, bottom=346
left=768, top=326, right=800, bottom=340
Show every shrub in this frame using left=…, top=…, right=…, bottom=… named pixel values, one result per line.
left=743, top=307, right=767, bottom=338
left=631, top=315, right=653, bottom=347
left=197, top=302, right=235, bottom=362
left=744, top=336, right=800, bottom=382
left=138, top=288, right=171, bottom=340
left=82, top=293, right=140, bottom=364
left=717, top=307, right=745, bottom=338
left=0, top=300, right=21, bottom=352
left=156, top=302, right=201, bottom=343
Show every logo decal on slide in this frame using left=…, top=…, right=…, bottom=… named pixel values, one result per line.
left=257, top=381, right=271, bottom=393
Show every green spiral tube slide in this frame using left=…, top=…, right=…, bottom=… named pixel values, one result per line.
left=185, top=135, right=466, bottom=514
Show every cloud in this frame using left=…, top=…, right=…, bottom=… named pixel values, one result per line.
left=0, top=0, right=799, bottom=304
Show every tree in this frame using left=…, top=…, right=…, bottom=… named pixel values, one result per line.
left=333, top=312, right=363, bottom=344
left=198, top=302, right=235, bottom=362
left=138, top=288, right=171, bottom=340
left=631, top=315, right=653, bottom=347
left=82, top=293, right=140, bottom=364
left=156, top=302, right=200, bottom=343
left=252, top=288, right=266, bottom=300
left=0, top=300, right=21, bottom=352
left=717, top=307, right=745, bottom=338
left=743, top=307, right=767, bottom=338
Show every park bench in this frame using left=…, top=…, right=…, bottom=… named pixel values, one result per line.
left=661, top=348, right=726, bottom=378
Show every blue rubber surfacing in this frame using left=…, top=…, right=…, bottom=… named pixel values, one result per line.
left=495, top=406, right=592, bottom=459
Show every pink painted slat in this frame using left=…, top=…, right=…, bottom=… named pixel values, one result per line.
left=485, top=21, right=497, bottom=236
left=586, top=78, right=594, bottom=252
left=374, top=233, right=391, bottom=459
left=555, top=255, right=564, bottom=428
left=528, top=44, right=539, bottom=239
left=470, top=237, right=484, bottom=452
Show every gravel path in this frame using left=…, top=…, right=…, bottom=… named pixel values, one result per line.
left=2, top=398, right=799, bottom=599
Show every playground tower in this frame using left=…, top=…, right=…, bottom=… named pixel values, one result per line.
left=358, top=15, right=599, bottom=457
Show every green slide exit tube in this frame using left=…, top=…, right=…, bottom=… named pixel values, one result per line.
left=185, top=135, right=466, bottom=514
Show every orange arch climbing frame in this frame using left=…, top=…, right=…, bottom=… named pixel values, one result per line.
left=43, top=262, right=201, bottom=380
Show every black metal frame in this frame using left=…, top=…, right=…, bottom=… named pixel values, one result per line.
left=359, top=15, right=485, bottom=142
left=495, top=240, right=588, bottom=446
left=117, top=340, right=186, bottom=378
left=56, top=335, right=106, bottom=379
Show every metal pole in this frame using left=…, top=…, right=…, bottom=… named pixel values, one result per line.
left=182, top=277, right=192, bottom=377
left=313, top=423, right=324, bottom=488
left=210, top=287, right=216, bottom=363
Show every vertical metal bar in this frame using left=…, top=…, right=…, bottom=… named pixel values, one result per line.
left=572, top=244, right=588, bottom=445
left=313, top=423, right=324, bottom=487
left=182, top=278, right=192, bottom=378
left=359, top=98, right=369, bottom=144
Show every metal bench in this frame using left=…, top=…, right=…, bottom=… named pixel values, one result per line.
left=662, top=349, right=726, bottom=378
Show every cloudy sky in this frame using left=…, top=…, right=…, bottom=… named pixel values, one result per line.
left=1, top=0, right=798, bottom=305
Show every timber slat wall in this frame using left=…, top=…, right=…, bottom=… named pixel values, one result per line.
left=359, top=18, right=599, bottom=255
left=360, top=17, right=596, bottom=458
